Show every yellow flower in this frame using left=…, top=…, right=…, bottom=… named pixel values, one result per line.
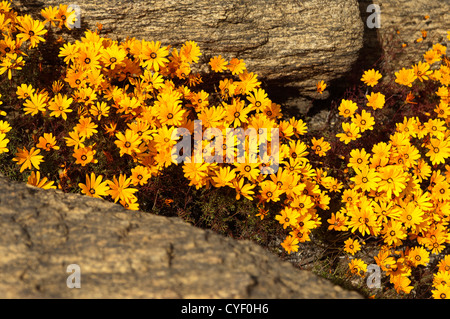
left=41, top=5, right=59, bottom=27
left=348, top=258, right=368, bottom=277
left=281, top=235, right=299, bottom=254
left=0, top=132, right=9, bottom=154
left=27, top=171, right=56, bottom=189
left=310, top=137, right=330, bottom=157
left=130, top=165, right=152, bottom=187
left=23, top=92, right=47, bottom=116
left=432, top=284, right=450, bottom=299
left=338, top=99, right=358, bottom=118
left=36, top=133, right=60, bottom=151
left=232, top=178, right=255, bottom=200
left=209, top=55, right=227, bottom=73
left=64, top=130, right=85, bottom=149
left=412, top=61, right=432, bottom=82
left=72, top=145, right=97, bottom=166
left=75, top=116, right=98, bottom=139
left=107, top=174, right=139, bottom=204
left=115, top=129, right=142, bottom=157
left=12, top=147, right=44, bottom=172
left=16, top=15, right=47, bottom=48
left=327, top=209, right=348, bottom=231
left=361, top=69, right=382, bottom=87
left=180, top=40, right=201, bottom=64
left=407, top=246, right=429, bottom=267
left=336, top=122, right=361, bottom=144
left=423, top=49, right=441, bottom=64
left=79, top=172, right=110, bottom=199
left=344, top=238, right=361, bottom=255
left=139, top=40, right=169, bottom=72
left=366, top=92, right=385, bottom=110
left=395, top=67, right=417, bottom=87
left=48, top=93, right=73, bottom=120
left=316, top=80, right=327, bottom=94
left=227, top=57, right=246, bottom=75
left=352, top=110, right=375, bottom=132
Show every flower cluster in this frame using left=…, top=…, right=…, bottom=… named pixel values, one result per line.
left=331, top=39, right=450, bottom=297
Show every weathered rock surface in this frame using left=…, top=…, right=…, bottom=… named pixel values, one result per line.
left=0, top=176, right=361, bottom=298
left=15, top=0, right=364, bottom=115
left=359, top=0, right=450, bottom=75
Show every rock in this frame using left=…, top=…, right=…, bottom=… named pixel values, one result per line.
left=14, top=0, right=364, bottom=115
left=0, top=175, right=361, bottom=298
left=359, top=0, right=450, bottom=75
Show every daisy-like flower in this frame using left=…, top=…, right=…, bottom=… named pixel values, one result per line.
left=41, top=5, right=59, bottom=27
left=16, top=84, right=35, bottom=100
left=209, top=55, right=227, bottom=73
left=366, top=92, right=385, bottom=110
left=247, top=88, right=271, bottom=112
left=232, top=177, right=255, bottom=200
left=426, top=137, right=450, bottom=165
left=72, top=145, right=97, bottom=166
left=227, top=57, right=246, bottom=75
left=180, top=40, right=201, bottom=64
left=348, top=148, right=370, bottom=170
left=382, top=220, right=406, bottom=247
left=377, top=165, right=407, bottom=198
left=0, top=132, right=9, bottom=154
left=275, top=207, right=300, bottom=229
left=407, top=246, right=429, bottom=267
left=16, top=15, right=47, bottom=48
left=361, top=69, right=382, bottom=87
left=0, top=120, right=11, bottom=134
left=0, top=51, right=24, bottom=79
left=56, top=4, right=77, bottom=29
left=58, top=42, right=79, bottom=65
left=101, top=44, right=127, bottom=70
left=48, top=93, right=73, bottom=120
left=351, top=166, right=380, bottom=193
left=259, top=180, right=282, bottom=203
left=352, top=110, right=375, bottom=132
left=310, top=136, right=331, bottom=157
left=114, top=129, right=142, bottom=157
left=12, top=147, right=44, bottom=172
left=432, top=284, right=450, bottom=299
left=224, top=98, right=251, bottom=127
left=348, top=258, right=368, bottom=277
left=79, top=172, right=110, bottom=199
left=140, top=40, right=169, bottom=72
left=316, top=80, right=327, bottom=94
left=327, top=209, right=348, bottom=231
left=90, top=101, right=110, bottom=121
left=412, top=61, right=432, bottom=82
left=75, top=116, right=98, bottom=139
left=36, top=133, right=60, bottom=151
left=281, top=235, right=299, bottom=254
left=23, top=92, right=47, bottom=116
left=27, top=171, right=56, bottom=190
left=395, top=67, right=417, bottom=87
left=336, top=122, right=361, bottom=144
left=130, top=165, right=152, bottom=186
left=338, top=99, right=358, bottom=118
left=64, top=130, right=85, bottom=149
left=155, top=92, right=186, bottom=126
left=344, top=238, right=361, bottom=255
left=107, top=174, right=139, bottom=204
